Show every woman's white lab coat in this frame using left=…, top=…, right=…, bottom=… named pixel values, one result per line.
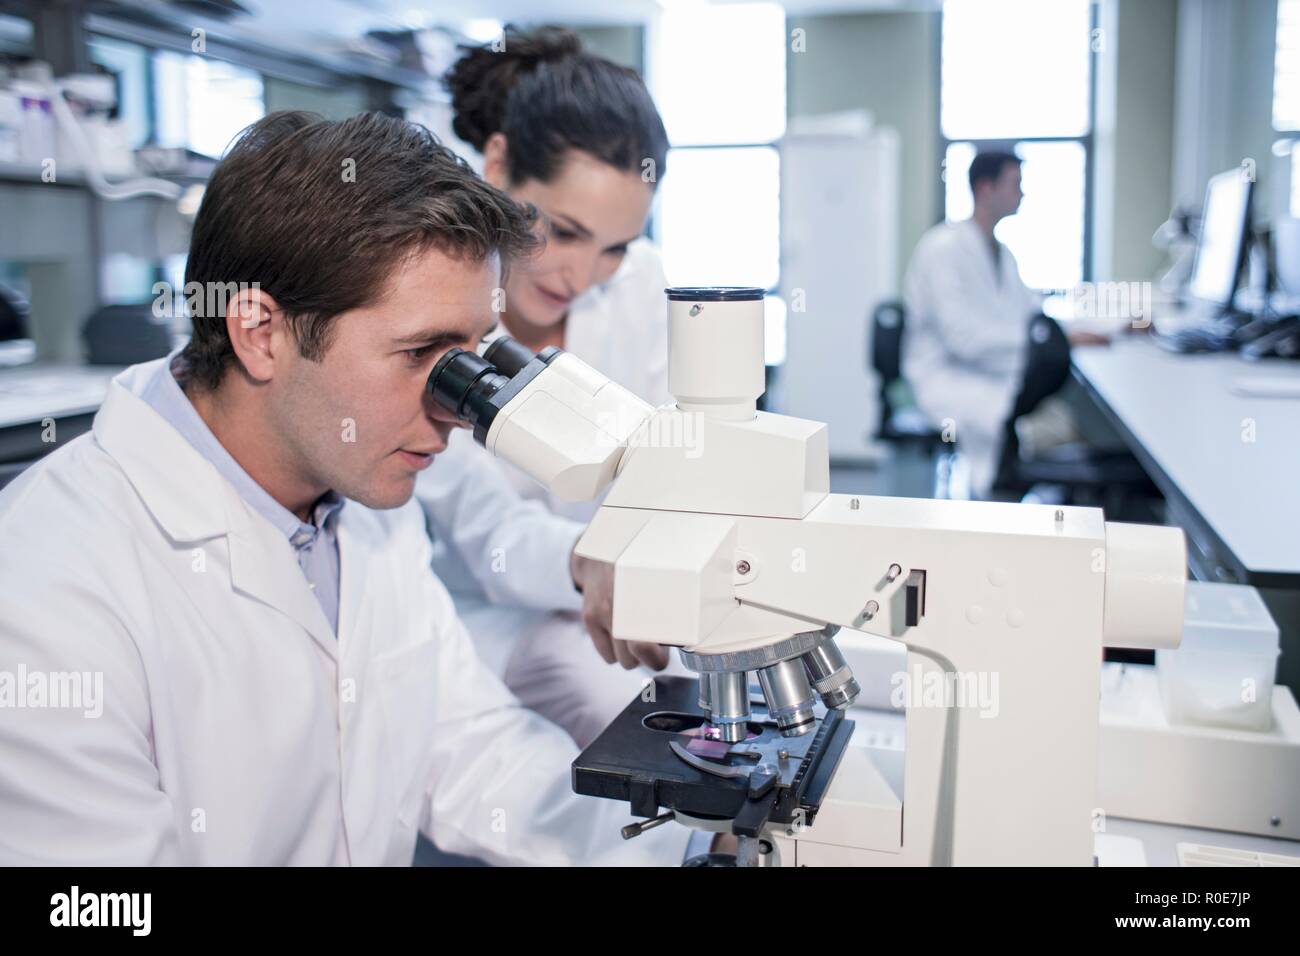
left=0, top=359, right=687, bottom=865
left=415, top=240, right=677, bottom=744
left=901, top=218, right=1042, bottom=496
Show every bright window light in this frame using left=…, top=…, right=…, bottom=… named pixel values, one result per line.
left=154, top=52, right=264, bottom=159
left=462, top=19, right=503, bottom=44
left=654, top=2, right=786, bottom=146
left=658, top=146, right=781, bottom=290
left=943, top=141, right=978, bottom=222
left=1292, top=144, right=1300, bottom=217
left=941, top=0, right=1091, bottom=140
left=1276, top=0, right=1300, bottom=131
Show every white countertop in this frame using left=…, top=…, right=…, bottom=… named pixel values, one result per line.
left=1073, top=338, right=1300, bottom=579
left=0, top=362, right=122, bottom=429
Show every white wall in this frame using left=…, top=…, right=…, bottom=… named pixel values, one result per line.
left=1093, top=0, right=1179, bottom=282
left=1171, top=0, right=1283, bottom=221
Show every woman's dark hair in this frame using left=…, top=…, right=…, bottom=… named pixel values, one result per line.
left=444, top=24, right=669, bottom=187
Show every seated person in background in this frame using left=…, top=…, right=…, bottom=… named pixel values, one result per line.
left=902, top=150, right=1107, bottom=498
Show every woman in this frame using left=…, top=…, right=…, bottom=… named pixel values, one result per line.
left=417, top=25, right=679, bottom=747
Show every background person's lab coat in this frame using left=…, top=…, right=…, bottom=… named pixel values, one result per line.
left=902, top=219, right=1041, bottom=497
left=0, top=360, right=689, bottom=866
left=417, top=239, right=680, bottom=747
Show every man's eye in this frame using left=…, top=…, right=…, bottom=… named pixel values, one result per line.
left=405, top=345, right=437, bottom=363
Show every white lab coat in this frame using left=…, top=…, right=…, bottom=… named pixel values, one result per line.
left=902, top=218, right=1042, bottom=496
left=0, top=359, right=688, bottom=866
left=416, top=240, right=679, bottom=744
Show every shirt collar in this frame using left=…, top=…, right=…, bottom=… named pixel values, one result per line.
left=138, top=349, right=345, bottom=544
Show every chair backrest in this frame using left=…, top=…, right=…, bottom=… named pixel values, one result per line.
left=870, top=299, right=907, bottom=385
left=869, top=300, right=907, bottom=432
left=1012, top=313, right=1071, bottom=419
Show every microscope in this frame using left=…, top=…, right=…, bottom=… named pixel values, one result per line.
left=429, top=287, right=1187, bottom=866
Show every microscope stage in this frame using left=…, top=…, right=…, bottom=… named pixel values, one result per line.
left=572, top=675, right=854, bottom=837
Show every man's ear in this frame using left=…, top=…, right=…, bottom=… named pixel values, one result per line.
left=482, top=132, right=510, bottom=190
left=225, top=286, right=285, bottom=384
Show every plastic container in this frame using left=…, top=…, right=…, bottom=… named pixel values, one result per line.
left=1156, top=581, right=1280, bottom=731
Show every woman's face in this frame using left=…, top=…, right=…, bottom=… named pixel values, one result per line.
left=489, top=144, right=655, bottom=328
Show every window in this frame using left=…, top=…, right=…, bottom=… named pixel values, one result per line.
left=1293, top=147, right=1300, bottom=219
left=88, top=36, right=153, bottom=149
left=940, top=0, right=1094, bottom=290
left=0, top=13, right=32, bottom=57
left=88, top=37, right=266, bottom=159
left=153, top=51, right=264, bottom=159
left=82, top=38, right=265, bottom=305
left=656, top=147, right=781, bottom=291
left=650, top=2, right=786, bottom=361
left=1275, top=0, right=1300, bottom=217
left=1275, top=0, right=1300, bottom=132
left=653, top=2, right=785, bottom=148
left=941, top=0, right=1091, bottom=140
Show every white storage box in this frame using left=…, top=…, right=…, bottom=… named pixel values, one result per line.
left=1157, top=581, right=1280, bottom=731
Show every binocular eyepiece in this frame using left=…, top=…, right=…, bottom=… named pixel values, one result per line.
left=427, top=337, right=560, bottom=444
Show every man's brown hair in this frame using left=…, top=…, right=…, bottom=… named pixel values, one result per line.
left=181, top=110, right=540, bottom=390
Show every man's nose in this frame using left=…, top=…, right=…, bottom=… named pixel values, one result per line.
left=561, top=249, right=601, bottom=297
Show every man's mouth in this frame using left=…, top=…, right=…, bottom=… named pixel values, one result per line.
left=396, top=448, right=438, bottom=470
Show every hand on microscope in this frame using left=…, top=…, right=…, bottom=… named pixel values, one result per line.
left=570, top=551, right=669, bottom=671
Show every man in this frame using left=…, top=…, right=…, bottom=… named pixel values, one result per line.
left=902, top=151, right=1104, bottom=498
left=0, top=111, right=687, bottom=865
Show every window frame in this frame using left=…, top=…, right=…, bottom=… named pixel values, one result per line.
left=935, top=1, right=1100, bottom=289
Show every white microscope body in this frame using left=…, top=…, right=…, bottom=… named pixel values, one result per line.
left=433, top=287, right=1187, bottom=866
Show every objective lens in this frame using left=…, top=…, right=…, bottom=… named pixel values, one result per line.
left=801, top=639, right=861, bottom=711
left=707, top=671, right=750, bottom=743
left=757, top=659, right=817, bottom=737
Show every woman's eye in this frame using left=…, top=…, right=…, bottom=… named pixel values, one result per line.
left=550, top=225, right=578, bottom=241
left=605, top=245, right=629, bottom=258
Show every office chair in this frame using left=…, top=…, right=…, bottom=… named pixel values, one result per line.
left=868, top=300, right=962, bottom=499
left=992, top=313, right=1156, bottom=517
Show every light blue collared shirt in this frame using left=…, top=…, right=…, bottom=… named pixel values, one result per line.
left=139, top=352, right=345, bottom=634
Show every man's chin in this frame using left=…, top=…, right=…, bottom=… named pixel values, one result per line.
left=344, top=477, right=417, bottom=511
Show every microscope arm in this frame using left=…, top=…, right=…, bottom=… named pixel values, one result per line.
left=577, top=482, right=1186, bottom=657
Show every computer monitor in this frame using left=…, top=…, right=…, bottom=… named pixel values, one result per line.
left=1188, top=168, right=1254, bottom=310
left=1273, top=215, right=1300, bottom=299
